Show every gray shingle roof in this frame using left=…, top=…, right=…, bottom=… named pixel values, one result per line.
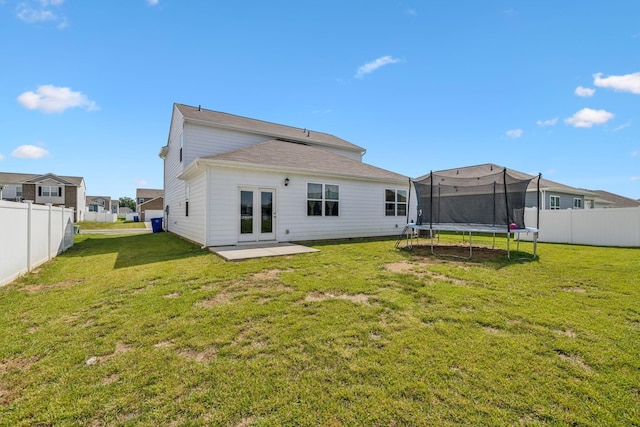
left=136, top=188, right=163, bottom=199
left=0, top=172, right=84, bottom=186
left=175, top=103, right=365, bottom=154
left=199, top=140, right=408, bottom=182
left=587, top=189, right=640, bottom=208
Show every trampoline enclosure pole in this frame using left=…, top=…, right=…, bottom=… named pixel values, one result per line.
left=503, top=168, right=510, bottom=231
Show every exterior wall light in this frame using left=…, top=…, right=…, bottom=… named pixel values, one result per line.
left=284, top=177, right=290, bottom=187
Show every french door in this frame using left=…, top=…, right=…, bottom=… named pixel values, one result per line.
left=239, top=187, right=275, bottom=242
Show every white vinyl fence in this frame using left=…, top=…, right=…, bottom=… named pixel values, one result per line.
left=0, top=201, right=74, bottom=287
left=84, top=211, right=117, bottom=223
left=525, top=207, right=640, bottom=247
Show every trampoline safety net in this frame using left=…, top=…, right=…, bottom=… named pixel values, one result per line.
left=413, top=168, right=534, bottom=229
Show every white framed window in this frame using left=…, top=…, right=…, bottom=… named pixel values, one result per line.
left=550, top=195, right=560, bottom=210
left=40, top=186, right=60, bottom=197
left=573, top=198, right=583, bottom=209
left=385, top=189, right=407, bottom=216
left=16, top=186, right=22, bottom=198
left=179, top=132, right=183, bottom=162
left=307, top=183, right=339, bottom=216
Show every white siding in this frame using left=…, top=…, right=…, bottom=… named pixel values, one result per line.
left=205, top=166, right=415, bottom=246
left=163, top=107, right=187, bottom=239
left=185, top=123, right=267, bottom=165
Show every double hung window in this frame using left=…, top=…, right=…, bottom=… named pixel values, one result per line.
left=307, top=183, right=339, bottom=216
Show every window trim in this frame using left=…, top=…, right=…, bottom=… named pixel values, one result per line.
left=573, top=197, right=583, bottom=209
left=550, top=195, right=560, bottom=210
left=307, top=182, right=339, bottom=217
left=385, top=188, right=407, bottom=217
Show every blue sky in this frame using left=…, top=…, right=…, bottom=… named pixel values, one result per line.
left=1, top=0, right=639, bottom=200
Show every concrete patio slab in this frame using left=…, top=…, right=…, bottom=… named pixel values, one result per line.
left=210, top=242, right=320, bottom=261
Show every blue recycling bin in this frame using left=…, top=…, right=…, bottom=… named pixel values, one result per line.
left=133, top=216, right=139, bottom=222
left=151, top=217, right=163, bottom=233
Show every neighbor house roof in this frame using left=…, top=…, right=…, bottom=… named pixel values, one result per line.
left=174, top=103, right=365, bottom=154
left=183, top=139, right=407, bottom=183
left=136, top=188, right=163, bottom=199
left=415, top=163, right=597, bottom=197
left=587, top=190, right=640, bottom=208
left=0, top=172, right=84, bottom=186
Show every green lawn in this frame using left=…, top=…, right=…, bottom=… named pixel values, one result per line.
left=76, top=219, right=146, bottom=230
left=0, top=232, right=638, bottom=426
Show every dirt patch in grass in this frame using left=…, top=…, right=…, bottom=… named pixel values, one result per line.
left=553, top=329, right=577, bottom=338
left=483, top=326, right=502, bottom=334
left=22, top=279, right=83, bottom=294
left=303, top=292, right=370, bottom=305
left=561, top=287, right=586, bottom=293
left=85, top=342, right=133, bottom=366
left=232, top=416, right=255, bottom=427
left=195, top=292, right=231, bottom=308
left=0, top=355, right=41, bottom=373
left=252, top=269, right=293, bottom=281
left=154, top=340, right=173, bottom=348
left=383, top=261, right=471, bottom=286
left=557, top=351, right=591, bottom=372
left=400, top=243, right=510, bottom=262
left=384, top=261, right=415, bottom=273
left=163, top=292, right=181, bottom=299
left=178, top=347, right=217, bottom=363
left=101, top=373, right=120, bottom=385
left=0, top=356, right=40, bottom=405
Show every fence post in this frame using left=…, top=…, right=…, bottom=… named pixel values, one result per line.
left=25, top=201, right=33, bottom=272
left=47, top=203, right=52, bottom=261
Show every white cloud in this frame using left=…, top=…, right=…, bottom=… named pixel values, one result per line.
left=12, top=145, right=49, bottom=159
left=574, top=86, right=595, bottom=97
left=147, top=0, right=159, bottom=5
left=564, top=108, right=614, bottom=128
left=536, top=118, right=558, bottom=127
left=0, top=153, right=4, bottom=161
left=17, top=0, right=67, bottom=28
left=593, top=72, right=640, bottom=95
left=506, top=129, right=523, bottom=138
left=133, top=179, right=149, bottom=186
left=17, top=85, right=98, bottom=113
left=631, top=176, right=640, bottom=182
left=631, top=151, right=638, bottom=158
left=613, top=121, right=631, bottom=132
left=405, top=8, right=416, bottom=16
left=355, top=56, right=401, bottom=78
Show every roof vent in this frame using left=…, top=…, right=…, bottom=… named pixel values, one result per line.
left=198, top=105, right=201, bottom=111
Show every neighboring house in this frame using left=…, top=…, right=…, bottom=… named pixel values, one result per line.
left=419, top=164, right=597, bottom=210
left=138, top=196, right=164, bottom=221
left=86, top=195, right=112, bottom=213
left=136, top=188, right=163, bottom=210
left=159, top=103, right=412, bottom=247
left=110, top=200, right=120, bottom=214
left=0, top=171, right=86, bottom=221
left=587, top=190, right=640, bottom=209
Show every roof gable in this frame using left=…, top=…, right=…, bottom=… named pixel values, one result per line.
left=174, top=104, right=365, bottom=154
left=0, top=171, right=83, bottom=186
left=193, top=140, right=407, bottom=182
left=136, top=188, right=163, bottom=199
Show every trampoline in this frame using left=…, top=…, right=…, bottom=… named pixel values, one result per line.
left=396, top=166, right=541, bottom=260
